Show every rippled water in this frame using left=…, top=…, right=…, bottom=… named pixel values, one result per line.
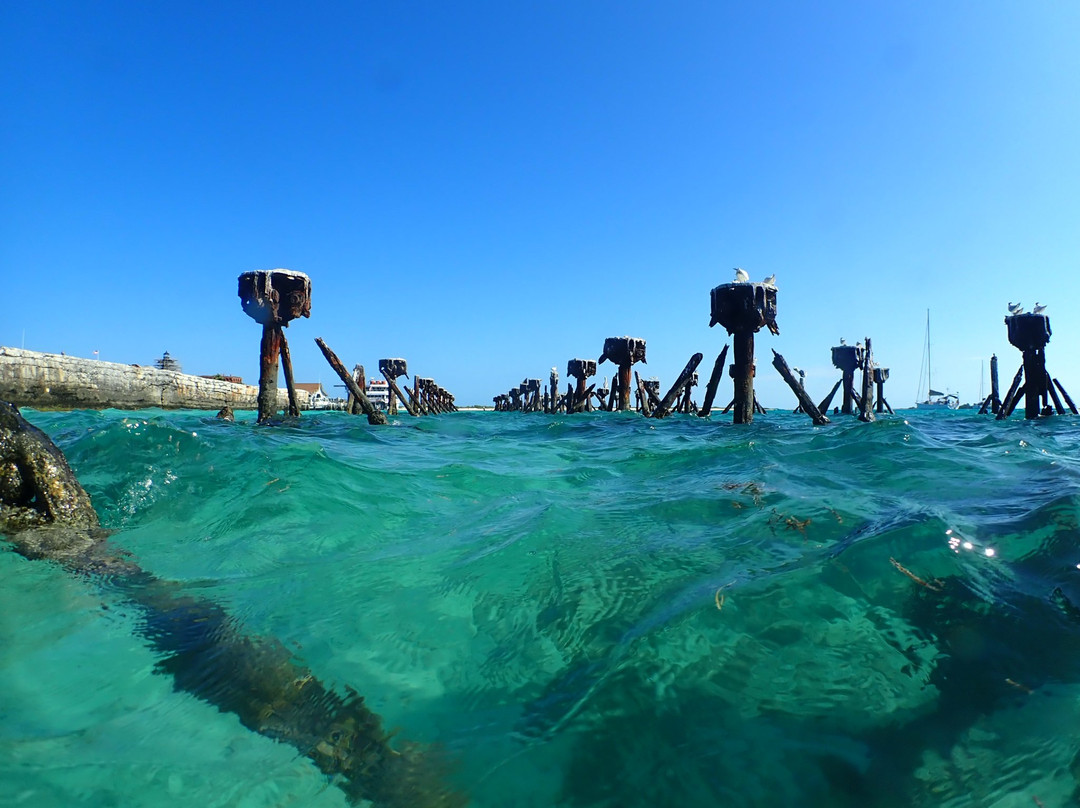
left=5, top=408, right=1080, bottom=807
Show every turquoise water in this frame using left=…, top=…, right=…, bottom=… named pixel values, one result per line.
left=5, top=408, right=1080, bottom=807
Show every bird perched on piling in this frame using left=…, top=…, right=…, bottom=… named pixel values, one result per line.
left=733, top=267, right=750, bottom=283
left=840, top=338, right=847, bottom=345
left=1008, top=302, right=1024, bottom=315
left=762, top=274, right=776, bottom=287
left=1033, top=302, right=1047, bottom=314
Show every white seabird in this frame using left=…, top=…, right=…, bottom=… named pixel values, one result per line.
left=733, top=267, right=750, bottom=283
left=1008, top=302, right=1023, bottom=315
left=1033, top=302, right=1047, bottom=314
left=840, top=338, right=847, bottom=345
left=762, top=273, right=776, bottom=287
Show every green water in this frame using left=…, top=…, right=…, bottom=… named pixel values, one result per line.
left=5, top=408, right=1080, bottom=807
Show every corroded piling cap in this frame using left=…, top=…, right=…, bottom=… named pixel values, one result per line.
left=709, top=283, right=778, bottom=335
left=524, top=378, right=541, bottom=393
left=1006, top=313, right=1051, bottom=351
left=643, top=379, right=660, bottom=394
left=873, top=367, right=890, bottom=383
left=238, top=269, right=311, bottom=326
left=598, top=337, right=647, bottom=367
left=379, top=358, right=408, bottom=378
left=831, top=344, right=862, bottom=372
left=567, top=358, right=597, bottom=379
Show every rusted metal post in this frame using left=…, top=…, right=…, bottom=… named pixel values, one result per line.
left=595, top=379, right=610, bottom=412
left=567, top=359, right=596, bottom=415
left=1046, top=371, right=1066, bottom=414
left=1054, top=378, right=1079, bottom=414
left=278, top=332, right=301, bottom=417
left=379, top=358, right=415, bottom=417
left=238, top=269, right=311, bottom=424
left=1005, top=313, right=1052, bottom=419
left=874, top=367, right=894, bottom=414
left=858, top=338, right=875, bottom=423
left=598, top=337, right=646, bottom=412
left=652, top=353, right=703, bottom=419
left=573, top=383, right=596, bottom=413
left=733, top=332, right=754, bottom=423
left=996, top=365, right=1025, bottom=420
left=634, top=372, right=652, bottom=417
left=682, top=373, right=698, bottom=413
left=772, top=350, right=829, bottom=425
left=830, top=343, right=860, bottom=416
left=314, top=338, right=388, bottom=425
left=990, top=354, right=1001, bottom=413
left=549, top=368, right=560, bottom=413
left=816, top=379, right=842, bottom=414
left=698, top=345, right=729, bottom=417
left=257, top=325, right=282, bottom=421
left=709, top=282, right=778, bottom=424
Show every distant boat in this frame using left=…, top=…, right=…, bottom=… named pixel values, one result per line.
left=366, top=378, right=390, bottom=411
left=915, top=310, right=959, bottom=410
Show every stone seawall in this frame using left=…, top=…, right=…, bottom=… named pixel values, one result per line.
left=0, top=347, right=308, bottom=411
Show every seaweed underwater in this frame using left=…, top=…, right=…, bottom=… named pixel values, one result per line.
left=0, top=401, right=465, bottom=807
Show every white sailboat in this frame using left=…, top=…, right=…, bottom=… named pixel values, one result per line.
left=916, top=309, right=959, bottom=410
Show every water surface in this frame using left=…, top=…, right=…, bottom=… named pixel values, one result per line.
left=4, top=408, right=1080, bottom=807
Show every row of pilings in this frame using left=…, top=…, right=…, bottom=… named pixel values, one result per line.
left=493, top=279, right=1077, bottom=424
left=496, top=281, right=860, bottom=425
left=237, top=269, right=456, bottom=426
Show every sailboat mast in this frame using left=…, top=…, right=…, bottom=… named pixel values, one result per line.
left=926, top=309, right=931, bottom=397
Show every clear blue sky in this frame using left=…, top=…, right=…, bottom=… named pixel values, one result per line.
left=3, top=2, right=1080, bottom=408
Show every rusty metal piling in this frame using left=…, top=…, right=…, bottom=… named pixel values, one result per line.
left=598, top=337, right=646, bottom=412
left=708, top=281, right=778, bottom=424
left=238, top=269, right=311, bottom=424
